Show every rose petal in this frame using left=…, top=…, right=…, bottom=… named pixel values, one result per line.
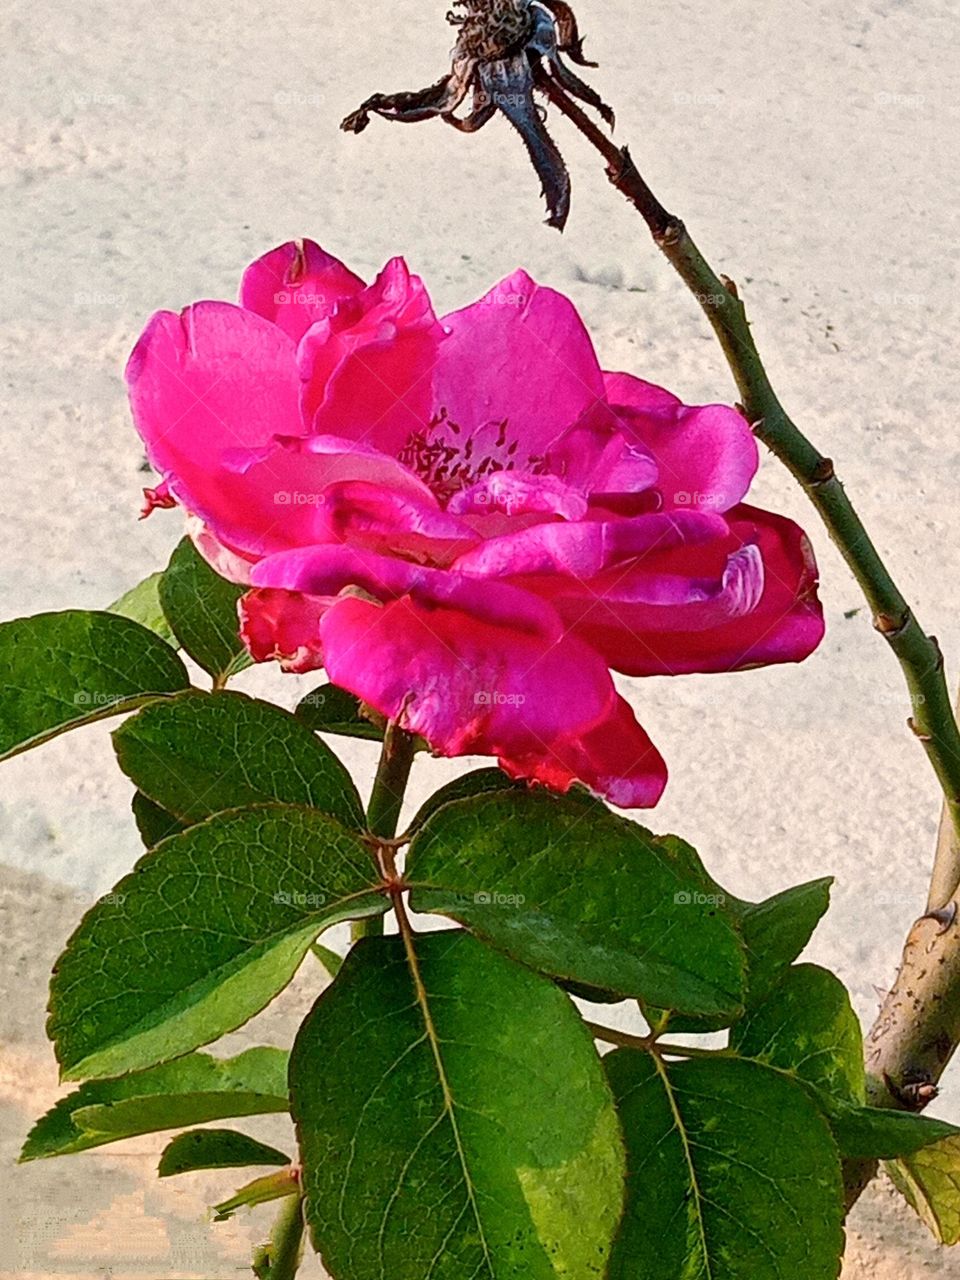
left=604, top=372, right=759, bottom=513
left=499, top=694, right=667, bottom=809
left=454, top=509, right=730, bottom=580
left=238, top=587, right=329, bottom=673
left=126, top=302, right=302, bottom=554
left=558, top=504, right=824, bottom=675
left=239, top=239, right=365, bottom=344
left=434, top=270, right=606, bottom=462
left=299, top=257, right=442, bottom=457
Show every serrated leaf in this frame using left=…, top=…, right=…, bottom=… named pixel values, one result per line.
left=0, top=610, right=190, bottom=762
left=606, top=1051, right=845, bottom=1280
left=888, top=1135, right=960, bottom=1243
left=49, top=805, right=386, bottom=1080
left=159, top=536, right=251, bottom=682
left=295, top=684, right=384, bottom=740
left=158, top=1128, right=290, bottom=1177
left=828, top=1104, right=959, bottom=1160
left=113, top=689, right=363, bottom=829
left=407, top=791, right=745, bottom=1019
left=108, top=572, right=177, bottom=646
left=731, top=963, right=866, bottom=1104
left=652, top=876, right=833, bottom=1034
left=131, top=790, right=189, bottom=847
left=291, top=930, right=626, bottom=1280
left=19, top=1048, right=288, bottom=1160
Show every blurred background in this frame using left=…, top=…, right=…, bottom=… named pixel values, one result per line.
left=2, top=0, right=958, bottom=1274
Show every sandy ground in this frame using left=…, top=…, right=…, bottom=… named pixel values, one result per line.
left=2, top=0, right=959, bottom=1274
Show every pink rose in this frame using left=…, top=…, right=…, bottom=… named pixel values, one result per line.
left=127, top=240, right=824, bottom=808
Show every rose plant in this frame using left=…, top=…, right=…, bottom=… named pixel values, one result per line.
left=5, top=238, right=956, bottom=1280
left=7, top=7, right=960, bottom=1277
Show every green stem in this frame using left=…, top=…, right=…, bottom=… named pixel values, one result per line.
left=586, top=1021, right=729, bottom=1058
left=547, top=84, right=960, bottom=902
left=351, top=722, right=418, bottom=942
left=253, top=1192, right=305, bottom=1280
left=540, top=84, right=960, bottom=1213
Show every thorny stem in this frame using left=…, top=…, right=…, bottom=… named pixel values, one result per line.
left=545, top=84, right=960, bottom=898
left=543, top=84, right=960, bottom=1210
left=351, top=722, right=418, bottom=942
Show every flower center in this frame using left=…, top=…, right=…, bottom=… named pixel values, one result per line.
left=399, top=409, right=545, bottom=504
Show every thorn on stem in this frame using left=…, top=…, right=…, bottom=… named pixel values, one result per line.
left=920, top=900, right=958, bottom=935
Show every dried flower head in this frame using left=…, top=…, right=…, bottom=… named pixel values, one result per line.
left=341, top=0, right=614, bottom=230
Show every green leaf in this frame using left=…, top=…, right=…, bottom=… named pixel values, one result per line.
left=888, top=1134, right=960, bottom=1243
left=605, top=1051, right=845, bottom=1280
left=309, top=942, right=343, bottom=978
left=108, top=572, right=177, bottom=646
left=158, top=1128, right=290, bottom=1177
left=158, top=536, right=251, bottom=682
left=651, top=876, right=833, bottom=1034
left=739, top=877, right=833, bottom=1002
left=731, top=963, right=866, bottom=1104
left=214, top=1168, right=300, bottom=1220
left=408, top=766, right=520, bottom=833
left=131, top=790, right=189, bottom=847
left=828, top=1104, right=959, bottom=1160
left=295, top=684, right=384, bottom=740
left=0, top=610, right=190, bottom=762
left=19, top=1048, right=288, bottom=1160
left=49, top=805, right=386, bottom=1080
left=407, top=791, right=746, bottom=1020
left=291, top=930, right=626, bottom=1280
left=113, top=689, right=364, bottom=829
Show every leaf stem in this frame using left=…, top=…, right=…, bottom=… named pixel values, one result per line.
left=544, top=82, right=960, bottom=895
left=585, top=1021, right=729, bottom=1059
left=352, top=721, right=418, bottom=942
left=253, top=1191, right=305, bottom=1280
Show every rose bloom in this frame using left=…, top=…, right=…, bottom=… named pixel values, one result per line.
left=127, top=240, right=823, bottom=808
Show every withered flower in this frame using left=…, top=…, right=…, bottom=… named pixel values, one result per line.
left=341, top=0, right=614, bottom=230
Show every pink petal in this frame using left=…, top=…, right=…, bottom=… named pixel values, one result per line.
left=434, top=270, right=606, bottom=461
left=250, top=545, right=560, bottom=639
left=299, top=257, right=442, bottom=457
left=448, top=470, right=588, bottom=522
left=317, top=481, right=479, bottom=565
left=238, top=588, right=329, bottom=673
left=453, top=510, right=729, bottom=580
left=499, top=694, right=667, bottom=809
left=319, top=589, right=613, bottom=753
left=604, top=372, right=759, bottom=513
left=239, top=240, right=365, bottom=344
left=545, top=408, right=659, bottom=504
left=126, top=302, right=302, bottom=555
left=558, top=505, right=824, bottom=675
